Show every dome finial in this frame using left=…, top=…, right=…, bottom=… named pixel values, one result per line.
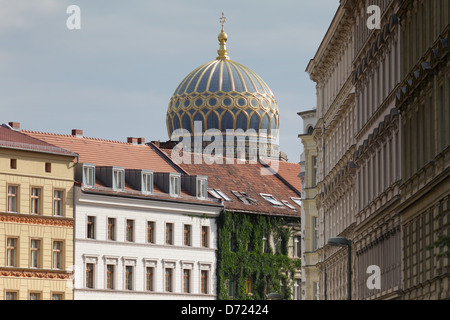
left=217, top=12, right=229, bottom=60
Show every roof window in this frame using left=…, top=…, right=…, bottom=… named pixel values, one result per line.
left=260, top=193, right=284, bottom=207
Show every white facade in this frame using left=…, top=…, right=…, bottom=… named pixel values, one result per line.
left=72, top=186, right=222, bottom=300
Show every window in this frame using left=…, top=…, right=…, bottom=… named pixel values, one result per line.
left=312, top=156, right=318, bottom=187
left=6, top=238, right=17, bottom=267
left=215, top=189, right=231, bottom=201
left=125, top=266, right=134, bottom=290
left=147, top=221, right=155, bottom=244
left=170, top=174, right=180, bottom=197
left=232, top=191, right=257, bottom=205
left=53, top=190, right=64, bottom=216
left=113, top=169, right=124, bottom=190
left=184, top=225, right=192, bottom=246
left=166, top=223, right=174, bottom=245
left=108, top=218, right=116, bottom=241
left=5, top=292, right=17, bottom=300
left=106, top=265, right=115, bottom=289
left=260, top=193, right=283, bottom=207
left=7, top=185, right=18, bottom=212
left=294, top=236, right=301, bottom=258
left=30, top=188, right=41, bottom=214
left=201, top=270, right=209, bottom=294
left=10, top=159, right=17, bottom=169
left=52, top=293, right=63, bottom=300
left=313, top=282, right=320, bottom=300
left=246, top=277, right=252, bottom=296
left=291, top=197, right=302, bottom=207
left=313, top=217, right=319, bottom=251
left=86, top=263, right=94, bottom=288
left=83, top=165, right=95, bottom=188
left=281, top=200, right=296, bottom=210
left=45, top=162, right=51, bottom=173
left=197, top=178, right=207, bottom=199
left=29, top=292, right=41, bottom=300
left=202, top=226, right=209, bottom=248
left=165, top=268, right=173, bottom=292
left=87, top=216, right=95, bottom=239
left=183, top=269, right=191, bottom=293
left=142, top=172, right=153, bottom=193
left=295, top=279, right=301, bottom=300
left=126, top=220, right=134, bottom=242
left=146, top=267, right=154, bottom=291
left=52, top=241, right=63, bottom=269
left=227, top=279, right=236, bottom=298
left=30, top=239, right=40, bottom=268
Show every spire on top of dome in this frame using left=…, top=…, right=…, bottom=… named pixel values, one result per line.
left=217, top=12, right=229, bottom=60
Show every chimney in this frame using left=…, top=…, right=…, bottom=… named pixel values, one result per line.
left=8, top=122, right=20, bottom=130
left=137, top=138, right=145, bottom=145
left=127, top=137, right=138, bottom=145
left=72, top=129, right=83, bottom=137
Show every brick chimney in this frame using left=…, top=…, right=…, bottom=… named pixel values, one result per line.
left=8, top=122, right=20, bottom=130
left=72, top=129, right=83, bottom=137
left=137, top=138, right=145, bottom=145
left=127, top=137, right=138, bottom=145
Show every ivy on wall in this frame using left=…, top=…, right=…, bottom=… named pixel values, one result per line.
left=216, top=210, right=301, bottom=300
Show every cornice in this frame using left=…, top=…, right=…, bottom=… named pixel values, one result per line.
left=0, top=212, right=73, bottom=227
left=0, top=267, right=72, bottom=280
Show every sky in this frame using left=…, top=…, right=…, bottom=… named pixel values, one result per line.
left=0, top=0, right=339, bottom=163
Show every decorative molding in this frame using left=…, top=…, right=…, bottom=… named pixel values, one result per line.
left=0, top=267, right=72, bottom=280
left=0, top=212, right=73, bottom=227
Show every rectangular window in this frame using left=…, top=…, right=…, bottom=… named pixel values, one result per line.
left=126, top=220, right=134, bottom=242
left=30, top=188, right=41, bottom=214
left=146, top=267, right=154, bottom=291
left=313, top=217, right=319, bottom=251
left=7, top=185, right=18, bottom=213
left=113, top=169, right=124, bottom=190
left=295, top=236, right=301, bottom=258
left=106, top=265, right=115, bottom=289
left=184, top=225, right=192, bottom=246
left=197, top=178, right=207, bottom=199
left=10, top=159, right=17, bottom=169
left=165, top=268, right=173, bottom=292
left=125, top=266, right=133, bottom=290
left=170, top=175, right=180, bottom=197
left=108, top=218, right=116, bottom=241
left=5, top=292, right=17, bottom=300
left=183, top=269, right=191, bottom=293
left=6, top=238, right=17, bottom=267
left=86, top=263, right=94, bottom=288
left=260, top=193, right=283, bottom=207
left=142, top=172, right=153, bottom=193
left=201, top=270, right=209, bottom=294
left=52, top=293, right=63, bottom=300
left=30, top=239, right=40, bottom=268
left=45, top=162, right=51, bottom=173
left=245, top=277, right=252, bottom=295
left=202, top=226, right=209, bottom=248
left=147, top=221, right=155, bottom=244
left=166, top=223, right=174, bottom=245
left=53, top=190, right=64, bottom=216
left=52, top=241, right=63, bottom=269
left=29, top=292, right=41, bottom=300
left=87, top=216, right=95, bottom=239
left=83, top=166, right=95, bottom=188
left=312, top=156, right=318, bottom=187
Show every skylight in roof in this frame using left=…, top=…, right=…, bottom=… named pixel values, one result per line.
left=215, top=190, right=231, bottom=201
left=232, top=191, right=257, bottom=205
left=281, top=200, right=296, bottom=210
left=208, top=188, right=231, bottom=202
left=260, top=194, right=284, bottom=207
left=290, top=197, right=302, bottom=207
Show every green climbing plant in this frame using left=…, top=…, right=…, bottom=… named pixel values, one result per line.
left=216, top=210, right=301, bottom=300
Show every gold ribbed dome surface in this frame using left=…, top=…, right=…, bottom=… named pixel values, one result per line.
left=166, top=16, right=279, bottom=140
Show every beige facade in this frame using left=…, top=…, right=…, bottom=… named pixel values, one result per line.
left=0, top=130, right=76, bottom=300
left=396, top=0, right=449, bottom=300
left=298, top=110, right=320, bottom=300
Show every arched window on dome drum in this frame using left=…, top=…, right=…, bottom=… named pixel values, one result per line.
left=206, top=111, right=219, bottom=130
left=193, top=112, right=205, bottom=131
left=249, top=113, right=260, bottom=132
left=182, top=114, right=192, bottom=133
left=221, top=111, right=234, bottom=132
left=236, top=112, right=248, bottom=131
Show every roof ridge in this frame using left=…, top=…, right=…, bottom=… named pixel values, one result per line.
left=22, top=130, right=141, bottom=145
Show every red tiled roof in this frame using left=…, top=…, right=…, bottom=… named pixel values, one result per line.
left=24, top=130, right=177, bottom=172
left=0, top=126, right=75, bottom=156
left=277, top=161, right=301, bottom=192
left=156, top=146, right=301, bottom=218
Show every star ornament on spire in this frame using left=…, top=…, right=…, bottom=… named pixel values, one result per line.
left=220, top=12, right=226, bottom=29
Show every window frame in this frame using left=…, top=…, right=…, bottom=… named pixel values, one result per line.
left=30, top=187, right=42, bottom=215
left=166, top=222, right=174, bottom=245
left=147, top=221, right=155, bottom=244
left=53, top=189, right=64, bottom=216
left=196, top=177, right=207, bottom=199
left=83, top=165, right=95, bottom=188
left=260, top=193, right=284, bottom=207
left=126, top=219, right=135, bottom=242
left=184, top=224, right=192, bottom=246
left=113, top=168, right=125, bottom=191
left=7, top=185, right=19, bottom=213
left=142, top=171, right=154, bottom=194
left=52, top=240, right=63, bottom=270
left=169, top=174, right=181, bottom=197
left=6, top=237, right=18, bottom=267
left=107, top=217, right=116, bottom=241
left=30, top=239, right=41, bottom=268
left=87, top=216, right=96, bottom=240
left=202, top=226, right=209, bottom=248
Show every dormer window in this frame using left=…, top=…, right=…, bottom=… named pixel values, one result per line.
left=260, top=193, right=284, bottom=207
left=142, top=171, right=153, bottom=194
left=113, top=168, right=124, bottom=190
left=83, top=165, right=95, bottom=188
left=196, top=177, right=207, bottom=199
left=170, top=174, right=181, bottom=197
